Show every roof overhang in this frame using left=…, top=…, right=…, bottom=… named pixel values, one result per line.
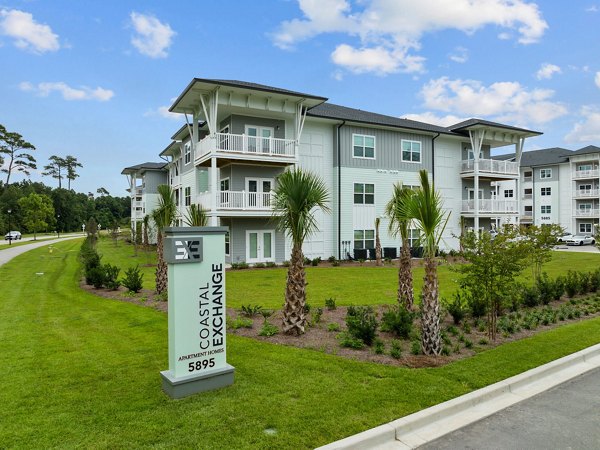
left=451, top=121, right=542, bottom=148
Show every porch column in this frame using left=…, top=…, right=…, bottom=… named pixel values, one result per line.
left=515, top=137, right=525, bottom=226
left=210, top=157, right=218, bottom=226
left=469, top=130, right=485, bottom=231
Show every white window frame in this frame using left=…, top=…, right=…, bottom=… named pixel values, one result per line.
left=540, top=168, right=552, bottom=179
left=580, top=223, right=593, bottom=233
left=541, top=187, right=551, bottom=196
left=184, top=186, right=191, bottom=206
left=541, top=205, right=551, bottom=214
left=352, top=134, right=376, bottom=160
left=220, top=178, right=230, bottom=191
left=245, top=125, right=274, bottom=153
left=579, top=184, right=592, bottom=191
left=467, top=148, right=484, bottom=160
left=579, top=203, right=593, bottom=210
left=578, top=164, right=593, bottom=171
left=504, top=189, right=514, bottom=198
left=408, top=228, right=420, bottom=247
left=225, top=231, right=230, bottom=256
left=184, top=142, right=191, bottom=165
left=353, top=229, right=375, bottom=249
left=246, top=230, right=275, bottom=263
left=401, top=140, right=422, bottom=163
left=353, top=183, right=375, bottom=205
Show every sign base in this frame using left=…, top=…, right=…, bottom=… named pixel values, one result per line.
left=160, top=364, right=235, bottom=399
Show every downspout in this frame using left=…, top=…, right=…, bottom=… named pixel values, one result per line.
left=431, top=132, right=440, bottom=182
left=337, top=120, right=346, bottom=260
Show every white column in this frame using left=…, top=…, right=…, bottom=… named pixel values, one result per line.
left=210, top=157, right=218, bottom=226
left=515, top=137, right=525, bottom=226
left=469, top=130, right=485, bottom=231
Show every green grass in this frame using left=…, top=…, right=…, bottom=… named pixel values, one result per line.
left=2, top=239, right=600, bottom=448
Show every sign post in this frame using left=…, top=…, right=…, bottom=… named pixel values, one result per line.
left=160, top=226, right=234, bottom=399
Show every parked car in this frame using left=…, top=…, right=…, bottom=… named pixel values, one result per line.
left=565, top=235, right=595, bottom=246
left=4, top=231, right=22, bottom=241
left=557, top=233, right=574, bottom=243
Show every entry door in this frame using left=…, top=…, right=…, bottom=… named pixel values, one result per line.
left=246, top=178, right=273, bottom=208
left=246, top=126, right=274, bottom=153
left=246, top=230, right=274, bottom=263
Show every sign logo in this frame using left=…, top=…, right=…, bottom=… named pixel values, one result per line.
left=175, top=240, right=202, bottom=260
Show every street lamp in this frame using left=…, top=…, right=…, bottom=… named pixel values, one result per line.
left=57, top=214, right=60, bottom=239
left=7, top=209, right=12, bottom=246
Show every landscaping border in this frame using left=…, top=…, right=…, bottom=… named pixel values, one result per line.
left=318, top=342, right=600, bottom=449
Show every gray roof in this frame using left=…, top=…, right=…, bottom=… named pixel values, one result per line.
left=121, top=162, right=167, bottom=175
left=448, top=118, right=542, bottom=136
left=307, top=102, right=451, bottom=134
left=570, top=145, right=600, bottom=156
left=493, top=147, right=572, bottom=166
left=209, top=79, right=328, bottom=101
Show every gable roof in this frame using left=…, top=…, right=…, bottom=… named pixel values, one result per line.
left=447, top=118, right=542, bottom=136
left=570, top=145, right=600, bottom=156
left=121, top=162, right=167, bottom=175
left=493, top=147, right=572, bottom=167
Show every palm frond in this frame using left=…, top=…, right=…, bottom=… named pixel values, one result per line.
left=152, top=184, right=177, bottom=230
left=385, top=183, right=415, bottom=240
left=184, top=204, right=208, bottom=227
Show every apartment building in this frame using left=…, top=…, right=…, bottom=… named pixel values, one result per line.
left=125, top=78, right=541, bottom=263
left=496, top=145, right=600, bottom=235
left=121, top=162, right=168, bottom=243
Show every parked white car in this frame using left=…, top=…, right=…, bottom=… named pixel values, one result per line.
left=565, top=235, right=595, bottom=246
left=557, top=233, right=573, bottom=243
left=4, top=230, right=22, bottom=240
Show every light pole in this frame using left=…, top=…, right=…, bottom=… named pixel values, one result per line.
left=7, top=209, right=12, bottom=246
left=57, top=214, right=60, bottom=239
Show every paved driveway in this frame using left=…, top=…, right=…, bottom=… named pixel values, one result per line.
left=0, top=235, right=83, bottom=267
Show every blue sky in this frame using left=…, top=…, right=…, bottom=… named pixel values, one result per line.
left=1, top=0, right=600, bottom=196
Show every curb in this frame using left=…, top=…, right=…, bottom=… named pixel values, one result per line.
left=317, top=342, right=600, bottom=450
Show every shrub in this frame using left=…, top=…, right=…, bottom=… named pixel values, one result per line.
left=86, top=266, right=106, bottom=288
left=311, top=257, right=321, bottom=267
left=332, top=260, right=340, bottom=267
left=446, top=325, right=459, bottom=336
left=258, top=323, right=279, bottom=337
left=122, top=265, right=143, bottom=293
left=241, top=304, right=263, bottom=317
left=380, top=305, right=413, bottom=338
left=345, top=305, right=378, bottom=346
left=553, top=276, right=565, bottom=300
left=282, top=260, right=290, bottom=267
left=389, top=340, right=402, bottom=359
left=446, top=292, right=467, bottom=325
left=254, top=262, right=266, bottom=269
left=260, top=310, right=273, bottom=321
left=466, top=290, right=487, bottom=318
left=328, top=256, right=336, bottom=263
left=303, top=303, right=311, bottom=314
left=462, top=321, right=471, bottom=334
left=564, top=271, right=580, bottom=298
left=373, top=338, right=385, bottom=355
left=103, top=263, right=121, bottom=290
left=410, top=340, right=421, bottom=355
left=265, top=261, right=277, bottom=268
left=237, top=262, right=249, bottom=270
left=303, top=256, right=311, bottom=266
left=537, top=272, right=554, bottom=305
left=464, top=339, right=473, bottom=349
left=325, top=297, right=337, bottom=310
left=327, top=322, right=341, bottom=332
left=478, top=338, right=489, bottom=345
left=522, top=285, right=540, bottom=308
left=338, top=331, right=365, bottom=349
left=578, top=271, right=591, bottom=294
left=229, top=317, right=253, bottom=329
left=441, top=346, right=451, bottom=356
left=312, top=307, right=323, bottom=325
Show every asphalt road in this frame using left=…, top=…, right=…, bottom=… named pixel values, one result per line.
left=420, top=367, right=600, bottom=450
left=0, top=235, right=83, bottom=267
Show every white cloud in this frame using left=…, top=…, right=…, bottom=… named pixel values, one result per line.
left=272, top=0, right=547, bottom=74
left=595, top=72, right=600, bottom=88
left=19, top=81, right=114, bottom=101
left=420, top=76, right=567, bottom=125
left=586, top=5, right=599, bottom=12
left=565, top=107, right=600, bottom=143
left=402, top=112, right=466, bottom=127
left=0, top=9, right=59, bottom=53
left=130, top=12, right=175, bottom=58
left=144, top=105, right=180, bottom=120
left=449, top=46, right=468, bottom=63
left=536, top=63, right=561, bottom=80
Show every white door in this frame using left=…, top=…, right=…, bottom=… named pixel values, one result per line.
left=246, top=178, right=273, bottom=208
left=245, top=126, right=274, bottom=153
left=246, top=230, right=275, bottom=263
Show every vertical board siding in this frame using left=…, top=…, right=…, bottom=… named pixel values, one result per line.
left=230, top=115, right=286, bottom=139
left=229, top=165, right=285, bottom=192
left=230, top=218, right=285, bottom=263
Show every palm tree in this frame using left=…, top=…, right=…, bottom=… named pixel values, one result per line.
left=374, top=217, right=382, bottom=266
left=142, top=214, right=151, bottom=248
left=400, top=170, right=449, bottom=355
left=272, top=168, right=330, bottom=335
left=152, top=185, right=177, bottom=295
left=385, top=183, right=416, bottom=310
left=184, top=204, right=208, bottom=226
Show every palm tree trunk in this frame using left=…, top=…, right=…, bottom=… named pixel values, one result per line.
left=421, top=256, right=441, bottom=355
left=156, top=231, right=168, bottom=295
left=398, top=237, right=414, bottom=310
left=282, top=244, right=307, bottom=335
left=375, top=219, right=382, bottom=266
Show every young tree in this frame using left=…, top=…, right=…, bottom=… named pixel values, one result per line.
left=42, top=155, right=66, bottom=188
left=520, top=224, right=564, bottom=283
left=374, top=217, right=382, bottom=266
left=272, top=168, right=330, bottom=335
left=142, top=214, right=151, bottom=248
left=0, top=125, right=37, bottom=185
left=400, top=170, right=449, bottom=355
left=64, top=155, right=82, bottom=190
left=183, top=204, right=208, bottom=226
left=385, top=183, right=416, bottom=310
left=18, top=192, right=55, bottom=240
left=457, top=228, right=529, bottom=341
left=152, top=185, right=177, bottom=295
left=97, top=187, right=110, bottom=196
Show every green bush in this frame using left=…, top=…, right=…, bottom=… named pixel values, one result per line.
left=311, top=257, right=321, bottom=267
left=338, top=331, right=365, bottom=349
left=373, top=338, right=385, bottom=355
left=389, top=340, right=402, bottom=359
left=86, top=266, right=106, bottom=289
left=537, top=273, right=554, bottom=305
left=466, top=290, right=487, bottom=318
left=265, top=262, right=277, bottom=268
left=327, top=256, right=336, bottom=263
left=241, top=304, right=263, bottom=317
left=522, top=285, right=540, bottom=308
left=446, top=292, right=467, bottom=325
left=258, top=323, right=279, bottom=337
left=229, top=317, right=253, bottom=329
left=254, top=262, right=266, bottom=269
left=103, top=263, right=121, bottom=290
left=325, top=297, right=337, bottom=310
left=311, top=307, right=323, bottom=325
left=564, top=271, right=580, bottom=298
left=122, top=266, right=144, bottom=293
left=410, top=340, right=421, bottom=355
left=345, top=306, right=378, bottom=346
left=380, top=305, right=413, bottom=338
left=303, top=257, right=311, bottom=266
left=327, top=322, right=341, bottom=332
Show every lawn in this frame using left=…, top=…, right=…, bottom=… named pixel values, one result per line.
left=95, top=237, right=600, bottom=309
left=2, top=239, right=600, bottom=448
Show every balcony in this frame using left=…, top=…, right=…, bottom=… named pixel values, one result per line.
left=198, top=190, right=273, bottom=216
left=574, top=208, right=600, bottom=217
left=573, top=169, right=599, bottom=179
left=521, top=212, right=533, bottom=222
left=523, top=193, right=533, bottom=200
left=461, top=159, right=519, bottom=178
left=461, top=199, right=518, bottom=214
left=523, top=176, right=533, bottom=182
left=195, top=133, right=297, bottom=166
left=574, top=189, right=600, bottom=198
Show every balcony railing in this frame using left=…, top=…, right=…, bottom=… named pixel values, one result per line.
left=196, top=133, right=297, bottom=161
left=198, top=190, right=273, bottom=212
left=461, top=159, right=519, bottom=176
left=461, top=199, right=518, bottom=213
left=574, top=189, right=600, bottom=198
left=523, top=193, right=533, bottom=200
left=573, top=169, right=599, bottom=179
left=523, top=176, right=533, bottom=182
left=574, top=208, right=600, bottom=217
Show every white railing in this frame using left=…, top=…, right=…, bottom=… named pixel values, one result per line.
left=523, top=176, right=533, bottom=182
left=197, top=133, right=297, bottom=160
left=573, top=169, right=600, bottom=179
left=460, top=159, right=519, bottom=176
left=574, top=208, right=600, bottom=217
left=196, top=191, right=273, bottom=211
left=574, top=189, right=600, bottom=198
left=462, top=199, right=518, bottom=213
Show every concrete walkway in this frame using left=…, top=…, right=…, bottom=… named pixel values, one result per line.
left=0, top=234, right=83, bottom=267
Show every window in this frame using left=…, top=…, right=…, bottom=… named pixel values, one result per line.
left=175, top=188, right=181, bottom=206
left=408, top=228, right=420, bottom=247
left=354, top=183, right=374, bottom=204
left=540, top=168, right=552, bottom=179
left=184, top=142, right=191, bottom=165
left=578, top=164, right=593, bottom=171
left=580, top=223, right=593, bottom=233
left=541, top=187, right=551, bottom=196
left=353, top=134, right=375, bottom=159
left=524, top=188, right=533, bottom=197
left=579, top=203, right=592, bottom=210
left=524, top=171, right=532, bottom=178
left=467, top=149, right=483, bottom=160
left=504, top=189, right=514, bottom=198
left=402, top=140, right=421, bottom=163
left=220, top=178, right=230, bottom=191
left=541, top=205, right=551, bottom=214
left=225, top=231, right=230, bottom=256
left=524, top=205, right=533, bottom=215
left=579, top=184, right=592, bottom=191
left=184, top=187, right=191, bottom=206
left=354, top=229, right=375, bottom=249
